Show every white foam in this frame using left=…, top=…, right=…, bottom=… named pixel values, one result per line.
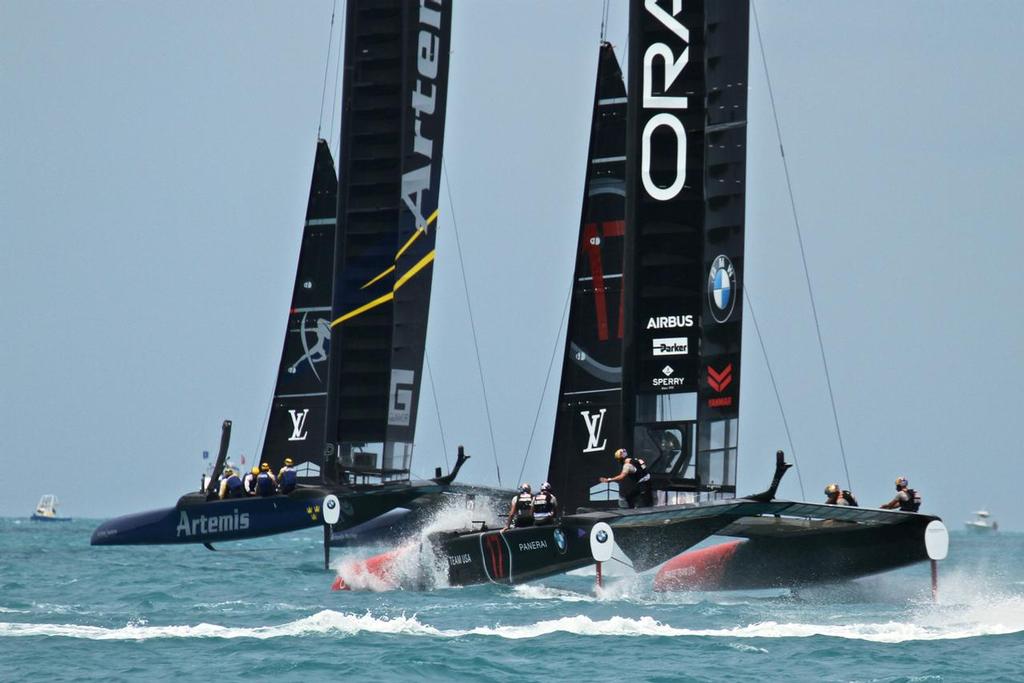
left=511, top=585, right=596, bottom=603
left=4, top=609, right=1020, bottom=643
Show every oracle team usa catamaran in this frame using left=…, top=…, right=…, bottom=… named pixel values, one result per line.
left=333, top=0, right=949, bottom=591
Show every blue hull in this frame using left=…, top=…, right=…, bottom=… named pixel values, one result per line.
left=91, top=482, right=448, bottom=546
left=31, top=515, right=72, bottom=522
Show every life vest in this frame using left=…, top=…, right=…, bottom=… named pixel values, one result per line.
left=226, top=475, right=244, bottom=498
left=256, top=472, right=275, bottom=497
left=533, top=492, right=556, bottom=519
left=900, top=489, right=921, bottom=512
left=626, top=458, right=650, bottom=483
left=512, top=493, right=534, bottom=525
left=279, top=467, right=297, bottom=493
left=842, top=490, right=859, bottom=507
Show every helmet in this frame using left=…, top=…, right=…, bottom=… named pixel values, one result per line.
left=895, top=476, right=908, bottom=488
left=224, top=468, right=234, bottom=476
left=260, top=463, right=270, bottom=472
left=824, top=483, right=839, bottom=495
left=284, top=457, right=294, bottom=466
left=540, top=482, right=552, bottom=492
left=519, top=483, right=532, bottom=494
left=614, top=448, right=628, bottom=461
left=251, top=466, right=259, bottom=475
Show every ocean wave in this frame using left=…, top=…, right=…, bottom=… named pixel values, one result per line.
left=3, top=609, right=1022, bottom=643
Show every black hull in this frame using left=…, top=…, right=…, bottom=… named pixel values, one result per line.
left=91, top=481, right=448, bottom=546
left=432, top=524, right=596, bottom=587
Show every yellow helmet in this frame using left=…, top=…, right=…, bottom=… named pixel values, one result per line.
left=614, top=448, right=628, bottom=461
left=223, top=468, right=234, bottom=476
left=895, top=476, right=908, bottom=488
left=251, top=466, right=259, bottom=475
left=825, top=483, right=839, bottom=495
left=284, top=457, right=294, bottom=466
left=260, top=462, right=270, bottom=472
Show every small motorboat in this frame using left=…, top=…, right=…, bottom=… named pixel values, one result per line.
left=965, top=510, right=998, bottom=533
left=31, top=494, right=72, bottom=522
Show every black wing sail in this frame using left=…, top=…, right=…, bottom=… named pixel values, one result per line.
left=259, top=139, right=338, bottom=483
left=547, top=43, right=628, bottom=515
left=623, top=0, right=749, bottom=503
left=325, top=0, right=451, bottom=481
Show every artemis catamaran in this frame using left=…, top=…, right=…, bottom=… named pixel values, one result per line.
left=333, top=0, right=949, bottom=591
left=92, top=0, right=503, bottom=547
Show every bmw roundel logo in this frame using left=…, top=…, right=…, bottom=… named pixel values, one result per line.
left=596, top=529, right=608, bottom=544
left=553, top=528, right=566, bottom=554
left=325, top=498, right=336, bottom=510
left=708, top=254, right=737, bottom=323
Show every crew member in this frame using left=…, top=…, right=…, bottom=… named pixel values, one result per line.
left=881, top=476, right=921, bottom=512
left=532, top=482, right=559, bottom=526
left=255, top=463, right=277, bottom=497
left=600, top=448, right=653, bottom=508
left=503, top=483, right=534, bottom=530
left=824, top=483, right=856, bottom=506
left=277, top=457, right=297, bottom=494
left=243, top=466, right=259, bottom=496
left=218, top=468, right=245, bottom=499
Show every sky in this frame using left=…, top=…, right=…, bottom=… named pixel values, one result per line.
left=1, top=1, right=1022, bottom=530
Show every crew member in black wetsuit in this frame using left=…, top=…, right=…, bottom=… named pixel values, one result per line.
left=532, top=482, right=559, bottom=526
left=503, top=484, right=534, bottom=530
left=277, top=457, right=297, bottom=494
left=825, top=483, right=858, bottom=506
left=880, top=477, right=921, bottom=511
left=600, top=448, right=653, bottom=508
left=218, top=468, right=245, bottom=500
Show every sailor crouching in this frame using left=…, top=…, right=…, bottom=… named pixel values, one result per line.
left=600, top=448, right=653, bottom=508
left=277, top=457, right=297, bottom=494
left=503, top=483, right=534, bottom=531
left=218, top=468, right=246, bottom=500
left=532, top=482, right=559, bottom=526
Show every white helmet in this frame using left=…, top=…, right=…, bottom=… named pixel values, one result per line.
left=520, top=483, right=532, bottom=494
left=540, top=482, right=552, bottom=492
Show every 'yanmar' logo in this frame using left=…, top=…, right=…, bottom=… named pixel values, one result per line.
left=401, top=1, right=446, bottom=231
left=175, top=510, right=250, bottom=537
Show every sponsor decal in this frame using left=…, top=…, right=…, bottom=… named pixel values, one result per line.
left=639, top=0, right=692, bottom=202
left=553, top=528, right=567, bottom=554
left=646, top=315, right=694, bottom=329
left=580, top=409, right=608, bottom=453
left=175, top=509, right=250, bottom=538
left=653, top=364, right=684, bottom=387
left=447, top=553, right=472, bottom=567
left=596, top=529, right=609, bottom=544
left=288, top=409, right=309, bottom=441
left=653, top=337, right=688, bottom=356
left=518, top=539, right=549, bottom=552
left=708, top=255, right=737, bottom=323
left=706, top=363, right=734, bottom=408
left=288, top=315, right=330, bottom=380
left=388, top=369, right=415, bottom=427
left=305, top=504, right=321, bottom=522
left=401, top=1, right=445, bottom=231
left=294, top=461, right=320, bottom=478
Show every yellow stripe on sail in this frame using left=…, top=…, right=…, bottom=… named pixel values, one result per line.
left=330, top=292, right=394, bottom=328
left=332, top=249, right=436, bottom=327
left=358, top=209, right=440, bottom=289
left=360, top=265, right=395, bottom=290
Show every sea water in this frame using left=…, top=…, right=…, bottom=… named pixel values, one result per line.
left=1, top=518, right=1022, bottom=682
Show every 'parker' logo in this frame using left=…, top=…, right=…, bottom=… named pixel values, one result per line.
left=288, top=409, right=309, bottom=441
left=580, top=409, right=608, bottom=453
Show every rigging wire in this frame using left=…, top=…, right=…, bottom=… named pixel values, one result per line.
left=316, top=0, right=339, bottom=139
left=425, top=353, right=450, bottom=471
left=743, top=286, right=806, bottom=500
left=516, top=282, right=573, bottom=486
left=329, top=4, right=346, bottom=158
left=442, top=161, right=502, bottom=486
left=751, top=1, right=853, bottom=492
left=599, top=0, right=610, bottom=42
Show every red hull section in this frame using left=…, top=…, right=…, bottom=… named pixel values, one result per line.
left=331, top=547, right=411, bottom=591
left=654, top=540, right=744, bottom=591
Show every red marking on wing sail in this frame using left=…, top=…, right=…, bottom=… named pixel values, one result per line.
left=707, top=363, right=734, bottom=392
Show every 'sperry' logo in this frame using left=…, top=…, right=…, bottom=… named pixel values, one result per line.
left=288, top=409, right=309, bottom=441
left=707, top=363, right=733, bottom=392
left=580, top=409, right=608, bottom=453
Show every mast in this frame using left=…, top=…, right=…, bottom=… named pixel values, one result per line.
left=259, top=140, right=338, bottom=483
left=623, top=0, right=749, bottom=503
left=324, top=0, right=452, bottom=483
left=547, top=43, right=628, bottom=515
